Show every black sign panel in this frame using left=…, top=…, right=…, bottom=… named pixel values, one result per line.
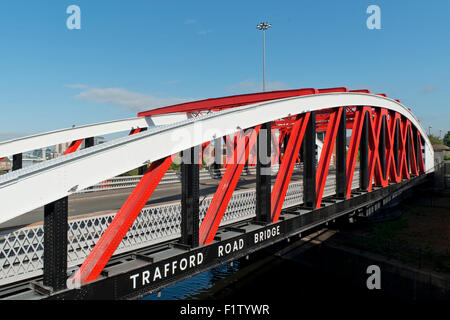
left=115, top=223, right=284, bottom=297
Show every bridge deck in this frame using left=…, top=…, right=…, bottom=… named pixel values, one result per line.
left=0, top=173, right=427, bottom=300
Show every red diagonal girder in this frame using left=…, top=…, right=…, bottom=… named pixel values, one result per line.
left=271, top=113, right=310, bottom=222
left=346, top=106, right=371, bottom=198
left=315, top=108, right=343, bottom=208
left=223, top=133, right=239, bottom=168
left=199, top=126, right=261, bottom=245
left=367, top=108, right=389, bottom=191
left=63, top=128, right=143, bottom=157
left=398, top=118, right=411, bottom=180
left=417, top=129, right=425, bottom=174
left=199, top=141, right=210, bottom=169
left=385, top=111, right=401, bottom=183
left=63, top=139, right=84, bottom=155
left=408, top=124, right=418, bottom=176
left=73, top=155, right=175, bottom=284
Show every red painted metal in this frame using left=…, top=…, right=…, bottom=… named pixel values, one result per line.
left=199, top=126, right=260, bottom=245
left=408, top=123, right=419, bottom=176
left=129, top=128, right=143, bottom=135
left=346, top=106, right=371, bottom=198
left=199, top=141, right=210, bottom=169
left=63, top=139, right=83, bottom=155
left=367, top=108, right=389, bottom=191
left=385, top=111, right=401, bottom=183
left=318, top=87, right=349, bottom=93
left=315, top=108, right=343, bottom=208
left=271, top=113, right=310, bottom=222
left=398, top=118, right=411, bottom=180
left=138, top=88, right=318, bottom=117
left=73, top=155, right=175, bottom=284
left=417, top=130, right=425, bottom=174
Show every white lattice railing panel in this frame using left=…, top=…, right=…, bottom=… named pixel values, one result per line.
left=0, top=170, right=357, bottom=287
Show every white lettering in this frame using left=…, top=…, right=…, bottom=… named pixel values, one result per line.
left=153, top=267, right=162, bottom=281
left=180, top=258, right=188, bottom=270
left=142, top=270, right=150, bottom=285
left=130, top=274, right=139, bottom=289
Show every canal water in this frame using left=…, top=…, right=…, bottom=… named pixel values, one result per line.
left=141, top=242, right=387, bottom=301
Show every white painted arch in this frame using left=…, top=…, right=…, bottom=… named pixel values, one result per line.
left=0, top=92, right=433, bottom=224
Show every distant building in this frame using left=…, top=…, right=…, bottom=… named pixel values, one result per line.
left=0, top=157, right=11, bottom=173
left=55, top=142, right=70, bottom=156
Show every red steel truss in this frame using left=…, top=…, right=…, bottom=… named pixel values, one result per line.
left=199, top=126, right=260, bottom=245
left=73, top=155, right=175, bottom=284
left=70, top=87, right=428, bottom=285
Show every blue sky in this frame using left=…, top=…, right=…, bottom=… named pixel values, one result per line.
left=0, top=0, right=449, bottom=140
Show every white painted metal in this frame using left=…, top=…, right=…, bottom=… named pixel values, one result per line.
left=0, top=114, right=189, bottom=158
left=0, top=173, right=360, bottom=286
left=74, top=164, right=293, bottom=193
left=0, top=93, right=433, bottom=224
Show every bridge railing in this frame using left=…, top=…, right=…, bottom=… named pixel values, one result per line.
left=73, top=164, right=290, bottom=194
left=0, top=170, right=358, bottom=287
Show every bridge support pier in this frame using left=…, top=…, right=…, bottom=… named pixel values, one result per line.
left=43, top=197, right=68, bottom=292
left=303, top=111, right=316, bottom=208
left=180, top=146, right=200, bottom=248
left=256, top=122, right=272, bottom=223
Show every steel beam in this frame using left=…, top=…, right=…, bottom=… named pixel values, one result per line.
left=63, top=140, right=83, bottom=155
left=180, top=147, right=200, bottom=248
left=315, top=108, right=343, bottom=208
left=43, top=197, right=68, bottom=291
left=12, top=153, right=22, bottom=171
left=199, top=127, right=260, bottom=245
left=213, top=138, right=222, bottom=178
left=336, top=107, right=346, bottom=198
left=84, top=137, right=95, bottom=148
left=303, top=112, right=316, bottom=208
left=256, top=122, right=272, bottom=223
left=72, top=156, right=174, bottom=284
left=379, top=115, right=386, bottom=181
left=359, top=111, right=369, bottom=191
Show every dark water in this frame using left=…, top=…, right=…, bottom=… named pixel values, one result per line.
left=141, top=242, right=387, bottom=301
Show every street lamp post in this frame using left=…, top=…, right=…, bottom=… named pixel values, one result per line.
left=257, top=22, right=271, bottom=92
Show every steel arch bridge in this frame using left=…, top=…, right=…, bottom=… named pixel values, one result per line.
left=0, top=86, right=433, bottom=299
